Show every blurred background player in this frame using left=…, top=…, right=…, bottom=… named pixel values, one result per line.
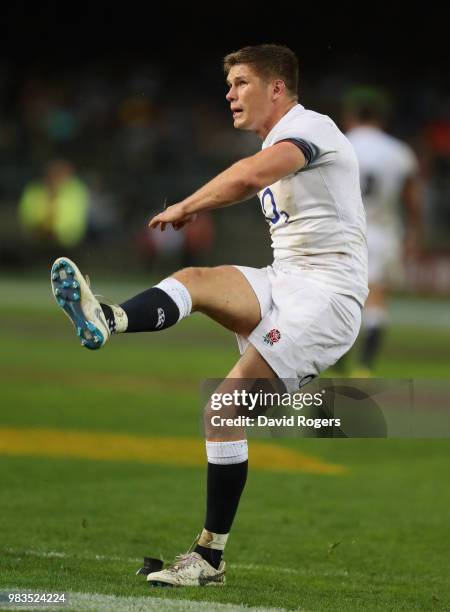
left=342, top=87, right=422, bottom=375
left=18, top=158, right=90, bottom=250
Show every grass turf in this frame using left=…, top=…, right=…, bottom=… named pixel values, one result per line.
left=0, top=278, right=449, bottom=611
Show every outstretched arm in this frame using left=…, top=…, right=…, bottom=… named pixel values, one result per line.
left=149, top=141, right=305, bottom=231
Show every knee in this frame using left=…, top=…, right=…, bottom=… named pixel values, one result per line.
left=171, top=267, right=212, bottom=310
left=203, top=399, right=244, bottom=441
left=172, top=266, right=210, bottom=285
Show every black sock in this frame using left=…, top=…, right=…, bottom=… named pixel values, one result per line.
left=100, top=304, right=116, bottom=334
left=194, top=544, right=224, bottom=570
left=361, top=325, right=384, bottom=369
left=194, top=461, right=248, bottom=569
left=101, top=287, right=180, bottom=333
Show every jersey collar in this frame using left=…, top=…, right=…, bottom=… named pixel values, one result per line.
left=263, top=104, right=305, bottom=147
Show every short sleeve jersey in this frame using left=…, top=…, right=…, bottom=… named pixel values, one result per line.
left=259, top=104, right=368, bottom=306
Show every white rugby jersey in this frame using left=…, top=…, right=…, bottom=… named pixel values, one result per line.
left=259, top=104, right=368, bottom=306
left=346, top=125, right=418, bottom=231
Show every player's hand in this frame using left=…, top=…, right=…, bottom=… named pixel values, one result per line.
left=148, top=203, right=197, bottom=231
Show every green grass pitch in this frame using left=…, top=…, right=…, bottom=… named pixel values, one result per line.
left=0, top=278, right=449, bottom=611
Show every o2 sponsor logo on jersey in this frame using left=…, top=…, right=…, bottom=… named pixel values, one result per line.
left=260, top=188, right=289, bottom=225
left=263, top=328, right=281, bottom=346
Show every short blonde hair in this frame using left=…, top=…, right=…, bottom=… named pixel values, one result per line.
left=223, top=44, right=299, bottom=98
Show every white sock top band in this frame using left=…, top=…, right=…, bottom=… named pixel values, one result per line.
left=198, top=529, right=229, bottom=551
left=206, top=439, right=248, bottom=465
left=155, top=278, right=192, bottom=321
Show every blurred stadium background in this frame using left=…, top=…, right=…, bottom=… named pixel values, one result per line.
left=1, top=8, right=449, bottom=611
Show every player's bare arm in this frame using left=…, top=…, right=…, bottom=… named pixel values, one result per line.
left=148, top=141, right=306, bottom=231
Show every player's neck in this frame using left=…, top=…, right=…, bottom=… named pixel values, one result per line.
left=256, top=100, right=298, bottom=140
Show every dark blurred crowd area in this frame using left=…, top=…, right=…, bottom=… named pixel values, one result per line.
left=0, top=55, right=449, bottom=284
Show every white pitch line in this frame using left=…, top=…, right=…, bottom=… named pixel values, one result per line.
left=4, top=547, right=355, bottom=581
left=1, top=589, right=297, bottom=612
left=3, top=547, right=352, bottom=580
left=3, top=548, right=307, bottom=577
left=68, top=591, right=294, bottom=612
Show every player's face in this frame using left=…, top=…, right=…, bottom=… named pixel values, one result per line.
left=226, top=64, right=273, bottom=133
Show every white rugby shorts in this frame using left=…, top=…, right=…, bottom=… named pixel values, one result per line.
left=234, top=263, right=362, bottom=392
left=367, top=224, right=403, bottom=286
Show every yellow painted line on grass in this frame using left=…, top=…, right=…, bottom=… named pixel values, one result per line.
left=0, top=427, right=346, bottom=475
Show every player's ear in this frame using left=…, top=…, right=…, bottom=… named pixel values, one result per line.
left=272, top=79, right=286, bottom=100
